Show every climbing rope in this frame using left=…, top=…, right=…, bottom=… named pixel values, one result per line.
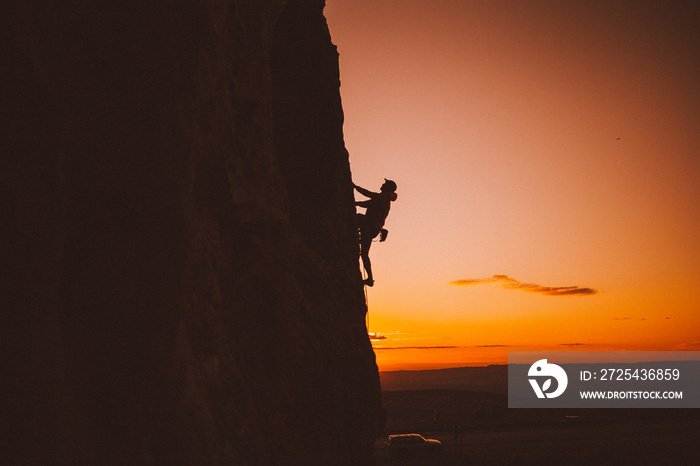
left=359, top=228, right=388, bottom=335
left=361, top=261, right=370, bottom=331
left=360, top=230, right=388, bottom=334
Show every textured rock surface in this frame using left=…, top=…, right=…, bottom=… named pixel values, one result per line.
left=5, top=1, right=382, bottom=464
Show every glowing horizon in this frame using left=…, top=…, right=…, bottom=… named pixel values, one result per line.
left=326, top=0, right=700, bottom=371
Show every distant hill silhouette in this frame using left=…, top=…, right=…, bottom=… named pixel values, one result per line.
left=380, top=365, right=508, bottom=392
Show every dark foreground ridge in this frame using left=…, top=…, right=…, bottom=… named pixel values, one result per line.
left=6, top=1, right=382, bottom=464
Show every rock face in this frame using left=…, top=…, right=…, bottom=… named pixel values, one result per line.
left=5, top=1, right=382, bottom=464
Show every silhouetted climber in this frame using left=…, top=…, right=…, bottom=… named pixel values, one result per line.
left=354, top=179, right=397, bottom=287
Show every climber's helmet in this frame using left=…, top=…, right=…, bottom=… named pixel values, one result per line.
left=381, top=179, right=397, bottom=193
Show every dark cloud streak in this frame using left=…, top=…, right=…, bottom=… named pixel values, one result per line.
left=450, top=274, right=597, bottom=296
left=372, top=346, right=459, bottom=350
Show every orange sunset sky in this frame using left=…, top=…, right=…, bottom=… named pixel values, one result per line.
left=325, top=0, right=700, bottom=371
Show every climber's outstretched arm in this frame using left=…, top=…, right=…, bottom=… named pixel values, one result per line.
left=353, top=183, right=377, bottom=198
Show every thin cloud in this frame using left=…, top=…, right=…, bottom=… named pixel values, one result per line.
left=612, top=317, right=659, bottom=321
left=474, top=344, right=512, bottom=348
left=450, top=274, right=597, bottom=296
left=560, top=343, right=586, bottom=346
left=372, top=346, right=459, bottom=350
left=675, top=341, right=700, bottom=350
